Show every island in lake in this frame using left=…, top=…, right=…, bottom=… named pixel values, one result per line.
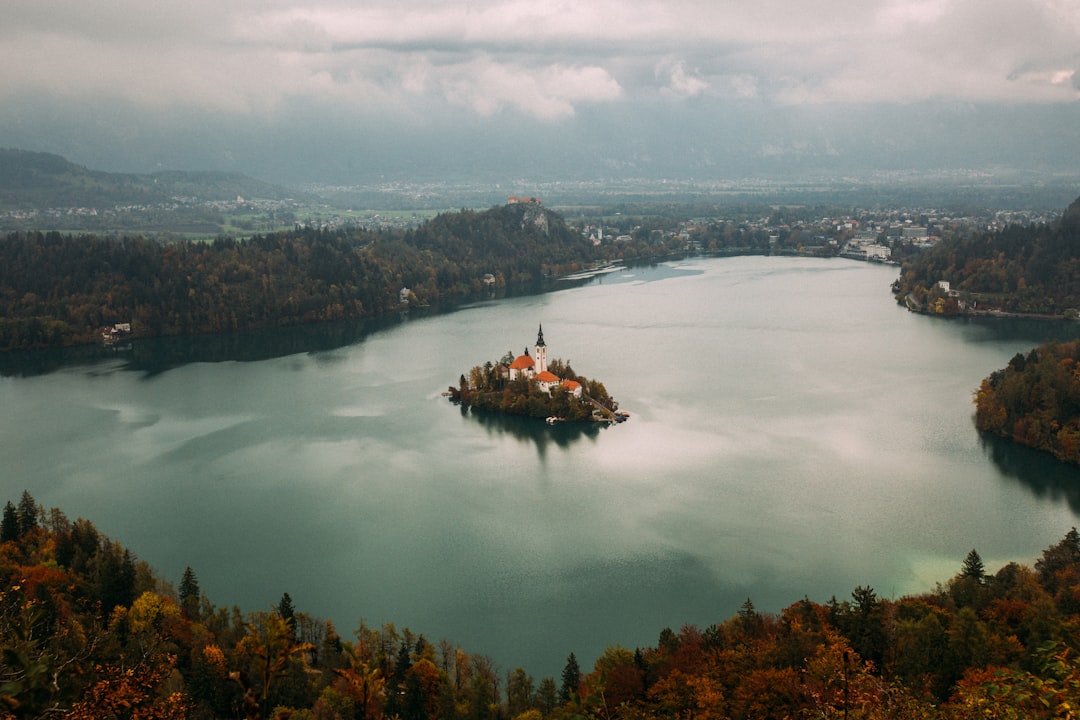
left=449, top=324, right=626, bottom=423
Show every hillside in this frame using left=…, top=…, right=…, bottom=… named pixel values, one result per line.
left=7, top=491, right=1080, bottom=718
left=0, top=148, right=300, bottom=210
left=893, top=194, right=1080, bottom=316
left=0, top=203, right=605, bottom=350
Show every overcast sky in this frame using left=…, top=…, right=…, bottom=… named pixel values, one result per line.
left=3, top=0, right=1079, bottom=184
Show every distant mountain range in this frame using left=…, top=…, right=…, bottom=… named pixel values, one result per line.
left=0, top=148, right=304, bottom=210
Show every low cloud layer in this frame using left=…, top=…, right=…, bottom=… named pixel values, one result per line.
left=2, top=0, right=1078, bottom=182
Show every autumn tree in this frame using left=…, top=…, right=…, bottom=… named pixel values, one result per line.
left=66, top=661, right=191, bottom=720
left=233, top=611, right=315, bottom=718
left=330, top=641, right=386, bottom=720
left=535, top=676, right=558, bottom=716
left=507, top=667, right=535, bottom=718
left=1035, top=527, right=1080, bottom=597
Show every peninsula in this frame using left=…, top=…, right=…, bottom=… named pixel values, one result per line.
left=449, top=324, right=625, bottom=423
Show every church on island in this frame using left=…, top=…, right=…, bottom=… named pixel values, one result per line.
left=507, top=325, right=582, bottom=397
left=450, top=323, right=624, bottom=423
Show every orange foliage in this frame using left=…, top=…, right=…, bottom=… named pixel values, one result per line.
left=67, top=662, right=190, bottom=720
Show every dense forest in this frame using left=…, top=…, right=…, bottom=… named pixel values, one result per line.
left=451, top=358, right=618, bottom=422
left=974, top=339, right=1080, bottom=464
left=7, top=491, right=1080, bottom=718
left=0, top=203, right=606, bottom=351
left=893, top=195, right=1080, bottom=316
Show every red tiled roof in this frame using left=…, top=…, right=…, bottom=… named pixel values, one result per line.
left=509, top=354, right=535, bottom=370
left=536, top=371, right=559, bottom=383
left=561, top=379, right=581, bottom=390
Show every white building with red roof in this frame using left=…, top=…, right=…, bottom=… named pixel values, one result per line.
left=535, top=370, right=560, bottom=392
left=507, top=325, right=568, bottom=390
left=560, top=379, right=583, bottom=398
left=502, top=324, right=588, bottom=401
left=508, top=349, right=536, bottom=380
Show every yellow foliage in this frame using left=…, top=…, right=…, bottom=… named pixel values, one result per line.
left=128, top=591, right=179, bottom=635
left=203, top=643, right=227, bottom=676
left=108, top=604, right=128, bottom=633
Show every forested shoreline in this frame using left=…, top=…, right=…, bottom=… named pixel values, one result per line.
left=893, top=195, right=1080, bottom=317
left=974, top=340, right=1080, bottom=464
left=7, top=491, right=1080, bottom=718
left=0, top=204, right=607, bottom=352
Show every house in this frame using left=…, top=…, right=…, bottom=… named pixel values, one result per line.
left=535, top=371, right=560, bottom=392
left=561, top=379, right=583, bottom=398
left=102, top=322, right=132, bottom=344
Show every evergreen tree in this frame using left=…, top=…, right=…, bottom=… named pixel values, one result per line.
left=847, top=585, right=887, bottom=667
left=395, top=640, right=413, bottom=679
left=559, top=653, right=580, bottom=705
left=961, top=549, right=986, bottom=583
left=95, top=541, right=136, bottom=612
left=17, top=490, right=38, bottom=535
left=278, top=592, right=296, bottom=641
left=179, top=566, right=201, bottom=620
left=737, top=597, right=764, bottom=638
left=403, top=669, right=430, bottom=720
left=0, top=501, right=18, bottom=542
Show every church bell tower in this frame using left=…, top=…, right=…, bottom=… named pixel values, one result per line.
left=534, top=324, right=548, bottom=374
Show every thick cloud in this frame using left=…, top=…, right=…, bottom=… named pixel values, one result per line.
left=4, top=0, right=1077, bottom=115
left=2, top=0, right=1078, bottom=182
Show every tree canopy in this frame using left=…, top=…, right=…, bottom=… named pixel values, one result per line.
left=8, top=491, right=1080, bottom=718
left=0, top=204, right=607, bottom=351
left=894, top=194, right=1080, bottom=316
left=974, top=339, right=1080, bottom=463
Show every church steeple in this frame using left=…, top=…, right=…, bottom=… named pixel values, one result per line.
left=534, top=324, right=548, bottom=374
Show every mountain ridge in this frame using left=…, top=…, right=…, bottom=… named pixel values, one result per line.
left=0, top=147, right=304, bottom=210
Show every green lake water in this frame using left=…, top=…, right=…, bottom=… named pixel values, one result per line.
left=3, top=255, right=1080, bottom=677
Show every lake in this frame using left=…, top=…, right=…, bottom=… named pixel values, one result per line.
left=4, top=255, right=1080, bottom=679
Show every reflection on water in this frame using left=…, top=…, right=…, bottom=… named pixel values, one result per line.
left=460, top=405, right=607, bottom=460
left=0, top=309, right=426, bottom=378
left=981, top=432, right=1080, bottom=514
left=0, top=258, right=709, bottom=379
left=957, top=315, right=1080, bottom=346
